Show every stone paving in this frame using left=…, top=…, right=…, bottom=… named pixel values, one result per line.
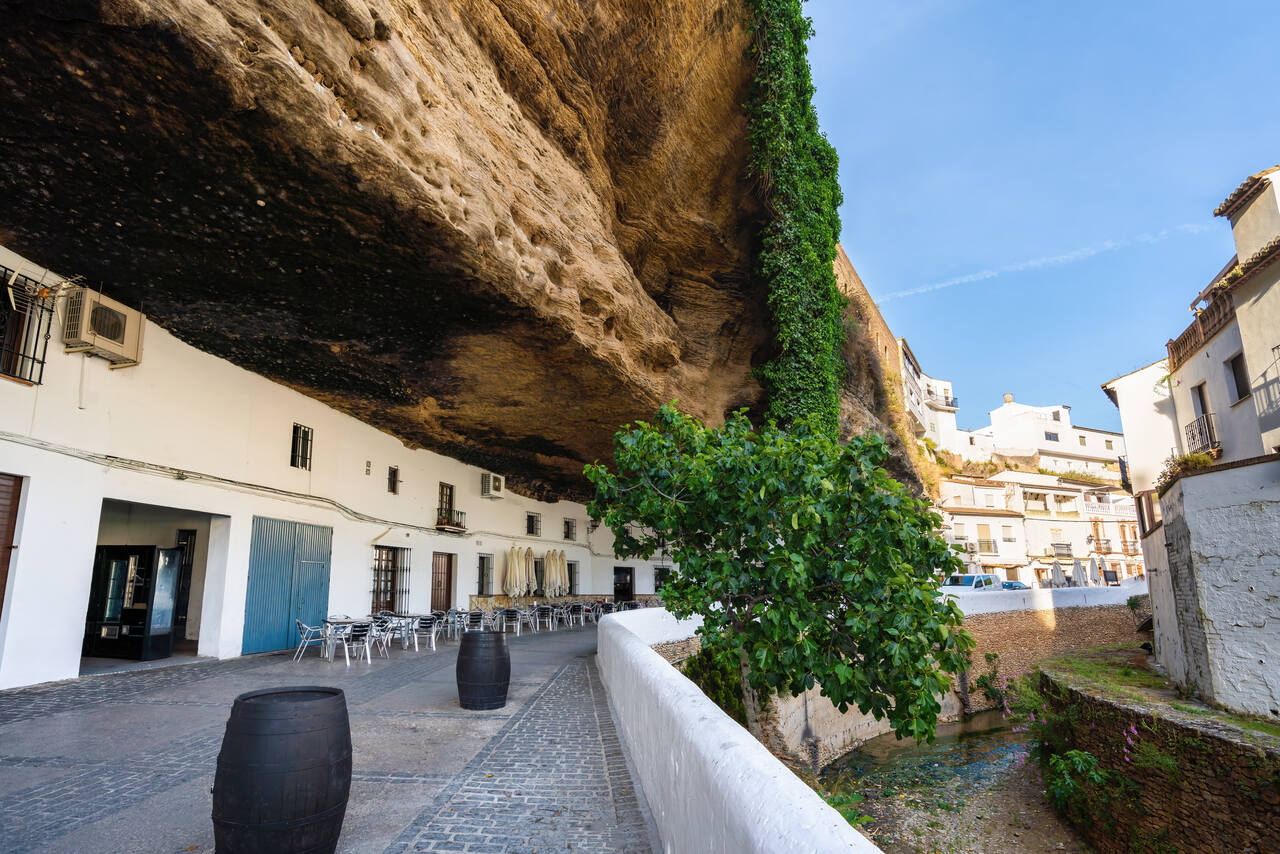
left=0, top=625, right=657, bottom=853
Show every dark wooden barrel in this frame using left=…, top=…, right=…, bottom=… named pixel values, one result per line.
left=212, top=686, right=351, bottom=854
left=457, top=631, right=510, bottom=710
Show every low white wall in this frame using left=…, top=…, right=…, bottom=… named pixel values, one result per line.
left=945, top=577, right=1147, bottom=616
left=597, top=611, right=879, bottom=854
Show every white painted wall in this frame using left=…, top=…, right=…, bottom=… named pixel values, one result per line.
left=1231, top=266, right=1280, bottom=454
left=1227, top=177, right=1280, bottom=262
left=1142, top=524, right=1185, bottom=685
left=597, top=612, right=880, bottom=854
left=0, top=244, right=669, bottom=688
left=943, top=578, right=1147, bottom=615
left=1103, top=360, right=1179, bottom=493
left=1169, top=319, right=1264, bottom=463
left=960, top=397, right=1125, bottom=470
left=1157, top=459, right=1280, bottom=717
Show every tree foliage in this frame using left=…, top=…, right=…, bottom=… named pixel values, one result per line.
left=745, top=0, right=846, bottom=434
left=585, top=405, right=973, bottom=742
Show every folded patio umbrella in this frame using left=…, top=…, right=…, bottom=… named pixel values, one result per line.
left=554, top=550, right=566, bottom=597
left=1088, top=557, right=1102, bottom=586
left=1072, top=559, right=1087, bottom=587
left=504, top=547, right=521, bottom=596
left=545, top=550, right=559, bottom=597
left=1050, top=560, right=1066, bottom=588
left=524, top=547, right=536, bottom=596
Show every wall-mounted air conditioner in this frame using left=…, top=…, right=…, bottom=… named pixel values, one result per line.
left=480, top=472, right=505, bottom=499
left=965, top=542, right=979, bottom=554
left=63, top=287, right=144, bottom=367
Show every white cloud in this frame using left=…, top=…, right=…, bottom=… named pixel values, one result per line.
left=875, top=224, right=1210, bottom=302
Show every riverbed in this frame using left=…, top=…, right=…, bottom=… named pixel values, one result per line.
left=822, top=711, right=1093, bottom=853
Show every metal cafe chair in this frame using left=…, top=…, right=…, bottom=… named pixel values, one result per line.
left=534, top=605, right=554, bottom=632
left=412, top=615, right=440, bottom=652
left=465, top=611, right=485, bottom=632
left=337, top=622, right=374, bottom=666
left=500, top=608, right=522, bottom=636
left=293, top=619, right=326, bottom=662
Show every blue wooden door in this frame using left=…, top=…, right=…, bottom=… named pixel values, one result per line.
left=242, top=517, right=332, bottom=654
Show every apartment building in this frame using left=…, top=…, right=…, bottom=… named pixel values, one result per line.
left=898, top=338, right=959, bottom=452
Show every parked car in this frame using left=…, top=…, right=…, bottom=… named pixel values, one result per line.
left=1001, top=580, right=1030, bottom=590
left=941, top=573, right=1000, bottom=590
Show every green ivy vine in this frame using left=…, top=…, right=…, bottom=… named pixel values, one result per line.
left=745, top=0, right=846, bottom=435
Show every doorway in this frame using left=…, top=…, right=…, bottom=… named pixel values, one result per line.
left=431, top=552, right=455, bottom=612
left=0, top=473, right=20, bottom=624
left=613, top=566, right=634, bottom=602
left=242, top=517, right=333, bottom=654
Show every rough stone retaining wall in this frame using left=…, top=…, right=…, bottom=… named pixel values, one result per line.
left=1041, top=668, right=1280, bottom=854
left=960, top=601, right=1148, bottom=712
left=597, top=610, right=879, bottom=854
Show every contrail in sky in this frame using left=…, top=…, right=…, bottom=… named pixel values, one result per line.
left=875, top=223, right=1211, bottom=303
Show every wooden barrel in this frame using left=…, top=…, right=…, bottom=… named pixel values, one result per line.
left=457, top=631, right=510, bottom=710
left=212, top=686, right=351, bottom=854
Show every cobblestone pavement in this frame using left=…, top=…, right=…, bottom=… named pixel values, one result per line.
left=0, top=625, right=657, bottom=853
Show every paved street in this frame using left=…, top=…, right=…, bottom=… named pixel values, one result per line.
left=0, top=625, right=656, bottom=853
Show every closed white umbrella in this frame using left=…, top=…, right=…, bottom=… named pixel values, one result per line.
left=1088, top=557, right=1102, bottom=586
left=1072, top=559, right=1087, bottom=587
left=555, top=550, right=567, bottom=597
left=524, top=547, right=536, bottom=596
left=547, top=550, right=560, bottom=597
left=1050, top=560, right=1066, bottom=588
left=504, top=547, right=521, bottom=596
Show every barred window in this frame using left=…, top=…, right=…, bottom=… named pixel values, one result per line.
left=290, top=424, right=313, bottom=470
left=526, top=512, right=541, bottom=537
left=371, top=546, right=411, bottom=613
left=478, top=554, right=494, bottom=596
left=1, top=266, right=54, bottom=385
left=563, top=518, right=576, bottom=541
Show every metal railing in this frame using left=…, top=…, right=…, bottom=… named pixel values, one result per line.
left=435, top=507, right=467, bottom=531
left=1, top=265, right=55, bottom=385
left=1049, top=543, right=1072, bottom=558
left=977, top=539, right=998, bottom=554
left=1093, top=538, right=1112, bottom=553
left=1183, top=413, right=1220, bottom=455
left=927, top=392, right=959, bottom=408
left=1122, top=542, right=1140, bottom=556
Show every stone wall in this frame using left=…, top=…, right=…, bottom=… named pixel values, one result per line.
left=1041, top=669, right=1280, bottom=854
left=960, top=601, right=1149, bottom=712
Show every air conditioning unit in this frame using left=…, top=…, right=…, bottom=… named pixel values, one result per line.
left=965, top=542, right=979, bottom=554
left=480, top=472, right=505, bottom=499
left=63, top=287, right=144, bottom=367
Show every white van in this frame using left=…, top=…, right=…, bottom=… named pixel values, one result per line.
left=941, top=573, right=1001, bottom=591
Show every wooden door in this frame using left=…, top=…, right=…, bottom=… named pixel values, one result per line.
left=0, top=473, right=20, bottom=622
left=431, top=552, right=454, bottom=612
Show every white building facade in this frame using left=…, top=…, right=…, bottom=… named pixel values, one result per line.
left=897, top=338, right=959, bottom=452
left=0, top=245, right=669, bottom=690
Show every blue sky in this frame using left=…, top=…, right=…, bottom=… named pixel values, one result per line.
left=806, top=0, right=1280, bottom=431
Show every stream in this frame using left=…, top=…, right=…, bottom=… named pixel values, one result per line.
left=820, top=711, right=1092, bottom=853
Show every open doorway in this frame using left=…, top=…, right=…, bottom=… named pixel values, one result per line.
left=81, top=500, right=215, bottom=675
left=613, top=567, right=634, bottom=602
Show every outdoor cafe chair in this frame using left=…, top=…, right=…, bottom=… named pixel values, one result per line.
left=293, top=619, right=325, bottom=662
left=519, top=608, right=538, bottom=633
left=567, top=603, right=585, bottom=627
left=534, top=605, right=554, bottom=632
left=412, top=615, right=440, bottom=652
left=465, top=610, right=485, bottom=632
left=370, top=617, right=395, bottom=657
left=337, top=621, right=374, bottom=666
left=500, top=608, right=522, bottom=635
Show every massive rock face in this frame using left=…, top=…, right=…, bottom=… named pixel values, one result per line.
left=0, top=0, right=768, bottom=497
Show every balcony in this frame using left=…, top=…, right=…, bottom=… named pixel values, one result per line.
left=435, top=506, right=467, bottom=533
left=1167, top=293, right=1235, bottom=371
left=1183, top=413, right=1221, bottom=456
left=1122, top=542, right=1140, bottom=556
left=977, top=538, right=998, bottom=554
left=1093, top=538, right=1112, bottom=553
left=1118, top=455, right=1132, bottom=493
left=927, top=392, right=959, bottom=409
left=1048, top=543, right=1072, bottom=558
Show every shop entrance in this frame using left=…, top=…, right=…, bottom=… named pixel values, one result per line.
left=613, top=567, right=634, bottom=602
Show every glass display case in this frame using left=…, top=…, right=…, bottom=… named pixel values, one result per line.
left=84, top=545, right=182, bottom=660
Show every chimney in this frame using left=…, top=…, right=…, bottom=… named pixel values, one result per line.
left=1003, top=393, right=1014, bottom=404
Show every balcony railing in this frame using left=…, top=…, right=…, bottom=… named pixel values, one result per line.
left=1122, top=542, right=1140, bottom=556
left=927, top=392, right=959, bottom=409
left=1168, top=293, right=1235, bottom=371
left=1093, top=538, right=1112, bottom=553
left=1184, top=413, right=1220, bottom=456
left=435, top=507, right=467, bottom=532
left=1049, top=543, right=1072, bottom=558
left=977, top=539, right=998, bottom=554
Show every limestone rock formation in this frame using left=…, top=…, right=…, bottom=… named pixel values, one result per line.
left=0, top=0, right=769, bottom=497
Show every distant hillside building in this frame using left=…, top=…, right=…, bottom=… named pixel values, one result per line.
left=897, top=338, right=959, bottom=452
left=954, top=393, right=1125, bottom=480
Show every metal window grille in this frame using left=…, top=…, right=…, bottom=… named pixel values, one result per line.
left=563, top=518, right=576, bottom=541
left=526, top=513, right=541, bottom=536
left=438, top=482, right=454, bottom=511
left=371, top=545, right=410, bottom=613
left=387, top=466, right=400, bottom=494
left=567, top=561, right=579, bottom=595
left=478, top=554, right=493, bottom=595
left=290, top=424, right=313, bottom=470
left=1, top=266, right=54, bottom=385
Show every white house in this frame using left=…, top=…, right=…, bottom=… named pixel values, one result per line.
left=968, top=394, right=1126, bottom=478
left=938, top=476, right=1028, bottom=579
left=0, top=245, right=670, bottom=690
left=1104, top=166, right=1280, bottom=718
left=897, top=338, right=960, bottom=453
